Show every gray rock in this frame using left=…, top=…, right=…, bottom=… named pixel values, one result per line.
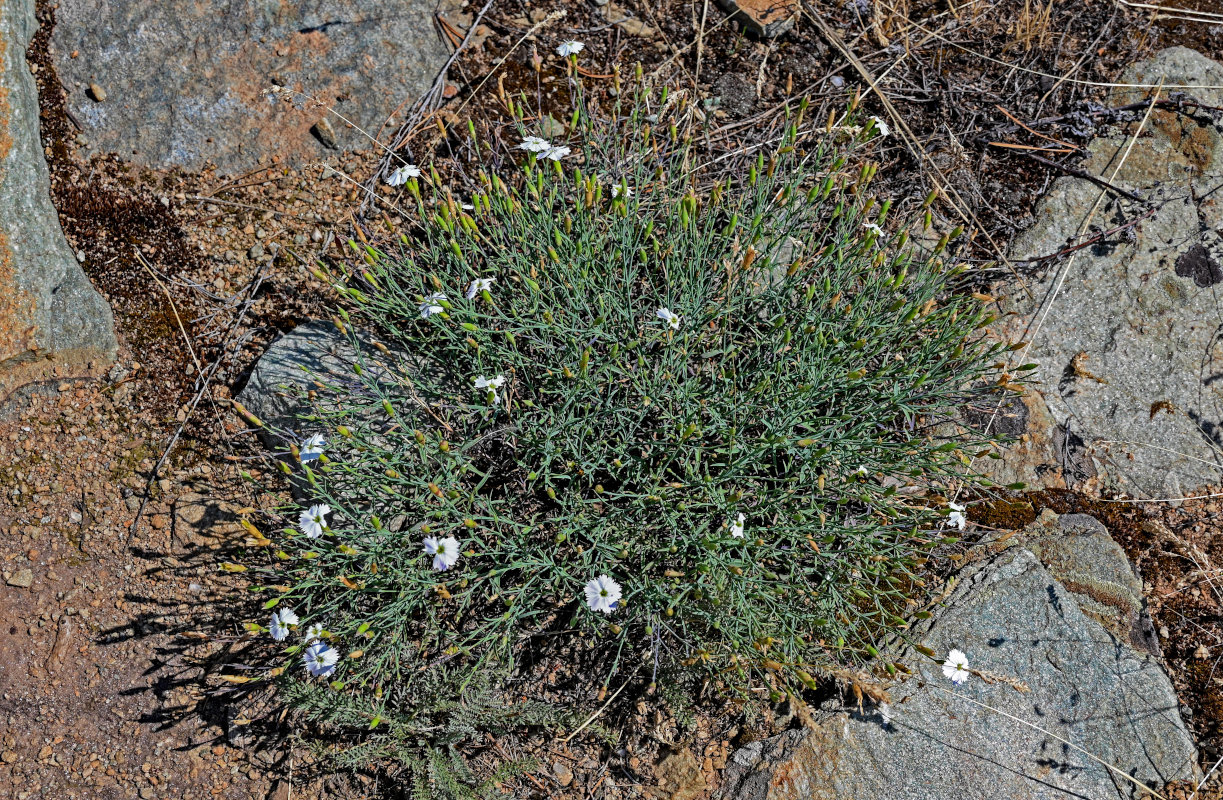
left=0, top=0, right=116, bottom=402
left=720, top=517, right=1197, bottom=800
left=237, top=319, right=373, bottom=440
left=991, top=47, right=1223, bottom=497
left=51, top=0, right=458, bottom=173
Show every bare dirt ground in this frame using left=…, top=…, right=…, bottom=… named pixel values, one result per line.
left=4, top=0, right=1223, bottom=798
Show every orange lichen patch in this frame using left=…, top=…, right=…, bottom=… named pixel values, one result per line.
left=1152, top=109, right=1217, bottom=174
left=0, top=232, right=38, bottom=367
left=1150, top=399, right=1176, bottom=419
left=0, top=88, right=11, bottom=161
left=0, top=30, right=39, bottom=380
left=0, top=29, right=9, bottom=161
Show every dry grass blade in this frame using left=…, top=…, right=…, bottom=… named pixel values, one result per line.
left=903, top=16, right=1223, bottom=89
left=1115, top=0, right=1223, bottom=24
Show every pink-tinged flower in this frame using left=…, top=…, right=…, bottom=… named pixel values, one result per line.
left=423, top=535, right=461, bottom=571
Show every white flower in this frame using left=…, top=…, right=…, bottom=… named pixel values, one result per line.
left=423, top=535, right=462, bottom=571
left=304, top=623, right=325, bottom=641
left=943, top=649, right=970, bottom=685
left=475, top=374, right=506, bottom=404
left=303, top=642, right=339, bottom=678
left=419, top=292, right=448, bottom=319
left=465, top=277, right=495, bottom=299
left=385, top=164, right=421, bottom=186
left=869, top=116, right=890, bottom=137
left=947, top=501, right=967, bottom=531
left=556, top=40, right=585, bottom=57
left=729, top=512, right=746, bottom=538
left=540, top=145, right=571, bottom=161
left=863, top=222, right=884, bottom=236
left=611, top=184, right=633, bottom=198
left=518, top=136, right=552, bottom=153
left=584, top=575, right=622, bottom=614
left=299, top=504, right=330, bottom=539
left=656, top=307, right=680, bottom=330
left=879, top=703, right=892, bottom=727
left=300, top=434, right=326, bottom=462
left=856, top=465, right=869, bottom=476
left=269, top=610, right=291, bottom=641
left=277, top=608, right=300, bottom=626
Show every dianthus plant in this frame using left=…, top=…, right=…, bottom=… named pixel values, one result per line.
left=250, top=81, right=1015, bottom=701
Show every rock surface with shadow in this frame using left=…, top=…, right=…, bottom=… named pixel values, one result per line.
left=237, top=318, right=372, bottom=441
left=989, top=46, right=1223, bottom=497
left=0, top=0, right=116, bottom=404
left=718, top=511, right=1197, bottom=800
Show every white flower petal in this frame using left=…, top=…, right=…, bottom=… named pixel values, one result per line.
left=557, top=41, right=585, bottom=56
left=269, top=611, right=290, bottom=641
left=656, top=307, right=680, bottom=330
left=518, top=136, right=552, bottom=153
left=300, top=434, right=326, bottom=462
left=419, top=292, right=448, bottom=319
left=299, top=504, right=330, bottom=539
left=584, top=575, right=622, bottom=614
left=304, top=642, right=339, bottom=678
left=386, top=164, right=422, bottom=186
left=942, top=649, right=970, bottom=685
left=465, top=277, right=495, bottom=299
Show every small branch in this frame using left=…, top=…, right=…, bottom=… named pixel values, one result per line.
left=998, top=147, right=1147, bottom=203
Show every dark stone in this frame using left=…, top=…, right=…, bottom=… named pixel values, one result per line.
left=1175, top=244, right=1223, bottom=287
left=1052, top=423, right=1097, bottom=488
left=712, top=73, right=756, bottom=118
